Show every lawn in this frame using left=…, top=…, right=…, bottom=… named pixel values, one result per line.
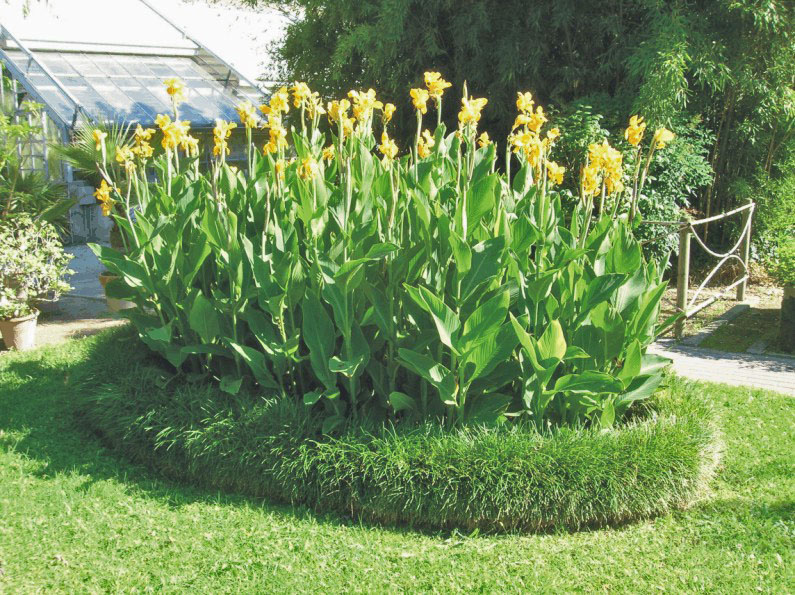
left=0, top=334, right=793, bottom=593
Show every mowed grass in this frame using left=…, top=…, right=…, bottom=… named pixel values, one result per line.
left=0, top=335, right=793, bottom=593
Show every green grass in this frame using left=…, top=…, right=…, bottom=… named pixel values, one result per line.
left=73, top=329, right=718, bottom=533
left=1, top=332, right=793, bottom=592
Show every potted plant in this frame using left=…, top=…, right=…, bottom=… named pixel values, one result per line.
left=0, top=216, right=73, bottom=350
left=770, top=236, right=794, bottom=353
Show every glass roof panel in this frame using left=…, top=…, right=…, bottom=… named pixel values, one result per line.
left=1, top=49, right=263, bottom=128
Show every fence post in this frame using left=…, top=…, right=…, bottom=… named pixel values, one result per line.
left=736, top=205, right=753, bottom=302
left=675, top=221, right=691, bottom=341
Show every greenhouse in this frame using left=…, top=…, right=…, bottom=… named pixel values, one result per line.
left=0, top=0, right=265, bottom=242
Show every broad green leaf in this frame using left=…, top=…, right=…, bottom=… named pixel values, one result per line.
left=460, top=290, right=510, bottom=354
left=537, top=320, right=567, bottom=361
left=226, top=341, right=280, bottom=390
left=460, top=237, right=505, bottom=302
left=617, top=339, right=642, bottom=387
left=302, top=294, right=337, bottom=389
left=189, top=293, right=220, bottom=344
left=220, top=375, right=243, bottom=395
left=405, top=285, right=460, bottom=354
left=389, top=391, right=417, bottom=412
left=397, top=348, right=456, bottom=403
left=553, top=371, right=623, bottom=395
left=466, top=392, right=512, bottom=424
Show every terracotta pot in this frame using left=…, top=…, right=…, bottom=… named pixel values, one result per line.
left=780, top=284, right=795, bottom=353
left=98, top=273, right=135, bottom=313
left=0, top=311, right=38, bottom=351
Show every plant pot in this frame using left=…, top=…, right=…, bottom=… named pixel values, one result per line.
left=98, top=273, right=135, bottom=313
left=0, top=311, right=38, bottom=351
left=780, top=284, right=795, bottom=353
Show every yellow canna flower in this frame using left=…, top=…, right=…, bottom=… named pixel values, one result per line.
left=527, top=105, right=547, bottom=134
left=155, top=113, right=171, bottom=130
left=291, top=82, right=311, bottom=108
left=458, top=95, right=488, bottom=127
left=546, top=160, right=565, bottom=186
left=181, top=135, right=200, bottom=158
left=348, top=88, right=382, bottom=122
left=383, top=103, right=396, bottom=124
left=546, top=127, right=560, bottom=143
left=424, top=71, right=452, bottom=101
left=306, top=91, right=326, bottom=118
left=322, top=144, right=335, bottom=162
left=236, top=101, right=259, bottom=129
left=269, top=86, right=291, bottom=115
left=213, top=119, right=237, bottom=156
left=274, top=158, right=286, bottom=181
left=379, top=131, right=399, bottom=162
left=624, top=115, right=646, bottom=147
left=653, top=127, right=675, bottom=149
left=114, top=145, right=136, bottom=173
left=512, top=114, right=532, bottom=131
left=163, top=78, right=186, bottom=104
left=477, top=131, right=491, bottom=148
left=93, top=179, right=118, bottom=216
left=342, top=117, right=355, bottom=138
left=298, top=156, right=318, bottom=180
left=417, top=129, right=435, bottom=159
left=582, top=163, right=600, bottom=197
left=516, top=92, right=534, bottom=114
left=262, top=141, right=277, bottom=155
left=92, top=129, right=107, bottom=151
left=327, top=99, right=351, bottom=123
left=410, top=88, right=430, bottom=114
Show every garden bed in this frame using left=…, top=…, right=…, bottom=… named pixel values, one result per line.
left=76, top=328, right=721, bottom=533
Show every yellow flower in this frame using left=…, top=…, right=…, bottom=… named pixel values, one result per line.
left=527, top=106, right=547, bottom=134
left=383, top=103, right=396, bottom=124
left=93, top=180, right=117, bottom=216
left=512, top=114, right=532, bottom=131
left=114, top=145, right=136, bottom=173
left=268, top=122, right=288, bottom=151
left=155, top=113, right=171, bottom=130
left=410, top=88, right=430, bottom=114
left=236, top=101, right=259, bottom=129
left=160, top=119, right=191, bottom=151
left=624, top=115, right=646, bottom=147
left=477, top=131, right=491, bottom=148
left=458, top=95, right=488, bottom=127
left=342, top=117, right=355, bottom=138
left=653, top=127, right=675, bottom=149
left=263, top=141, right=277, bottom=155
left=546, top=128, right=560, bottom=143
left=424, top=71, right=452, bottom=101
left=379, top=131, right=399, bottom=161
left=274, top=158, right=286, bottom=181
left=291, top=82, right=311, bottom=108
left=322, top=144, right=335, bottom=162
left=163, top=78, right=186, bottom=104
left=92, top=129, right=107, bottom=151
left=298, top=156, right=319, bottom=180
left=307, top=92, right=326, bottom=118
left=545, top=160, right=565, bottom=186
left=516, top=92, right=534, bottom=114
left=417, top=129, right=435, bottom=158
left=181, top=135, right=200, bottom=158
left=511, top=130, right=543, bottom=166
left=134, top=124, right=155, bottom=143
left=269, top=86, right=291, bottom=115
left=348, top=88, right=382, bottom=122
left=327, top=99, right=351, bottom=123
left=213, top=119, right=237, bottom=156
left=582, top=163, right=600, bottom=197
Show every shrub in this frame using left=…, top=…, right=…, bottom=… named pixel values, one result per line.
left=76, top=328, right=719, bottom=533
left=92, top=77, right=680, bottom=431
left=0, top=215, right=73, bottom=319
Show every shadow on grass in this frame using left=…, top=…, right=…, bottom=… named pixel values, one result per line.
left=0, top=341, right=331, bottom=523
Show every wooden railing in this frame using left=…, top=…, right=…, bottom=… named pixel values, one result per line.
left=643, top=201, right=754, bottom=340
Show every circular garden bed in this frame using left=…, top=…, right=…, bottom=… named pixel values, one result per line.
left=76, top=329, right=720, bottom=533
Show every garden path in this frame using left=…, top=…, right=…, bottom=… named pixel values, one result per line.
left=649, top=339, right=795, bottom=396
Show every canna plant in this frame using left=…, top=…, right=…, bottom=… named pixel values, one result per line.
left=91, top=75, right=677, bottom=432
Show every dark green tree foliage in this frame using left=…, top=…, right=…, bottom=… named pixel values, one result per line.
left=258, top=0, right=794, bottom=247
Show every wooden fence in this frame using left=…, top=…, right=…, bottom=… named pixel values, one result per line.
left=643, top=202, right=755, bottom=340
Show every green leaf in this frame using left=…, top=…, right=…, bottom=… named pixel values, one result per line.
left=226, top=341, right=280, bottom=390
left=189, top=293, right=220, bottom=344
left=405, top=285, right=460, bottom=354
left=466, top=173, right=498, bottom=233
left=460, top=290, right=509, bottom=354
left=617, top=339, right=642, bottom=387
left=460, top=237, right=505, bottom=302
left=302, top=294, right=337, bottom=389
left=219, top=375, right=243, bottom=395
left=449, top=228, right=472, bottom=276
left=397, top=348, right=456, bottom=403
left=466, top=392, right=512, bottom=424
left=389, top=391, right=417, bottom=412
left=537, top=320, right=566, bottom=361
left=553, top=371, right=623, bottom=395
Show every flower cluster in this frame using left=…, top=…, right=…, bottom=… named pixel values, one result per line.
left=507, top=92, right=563, bottom=182
left=583, top=140, right=624, bottom=196
left=213, top=119, right=237, bottom=157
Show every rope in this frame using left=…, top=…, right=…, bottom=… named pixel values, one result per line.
left=688, top=206, right=753, bottom=260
